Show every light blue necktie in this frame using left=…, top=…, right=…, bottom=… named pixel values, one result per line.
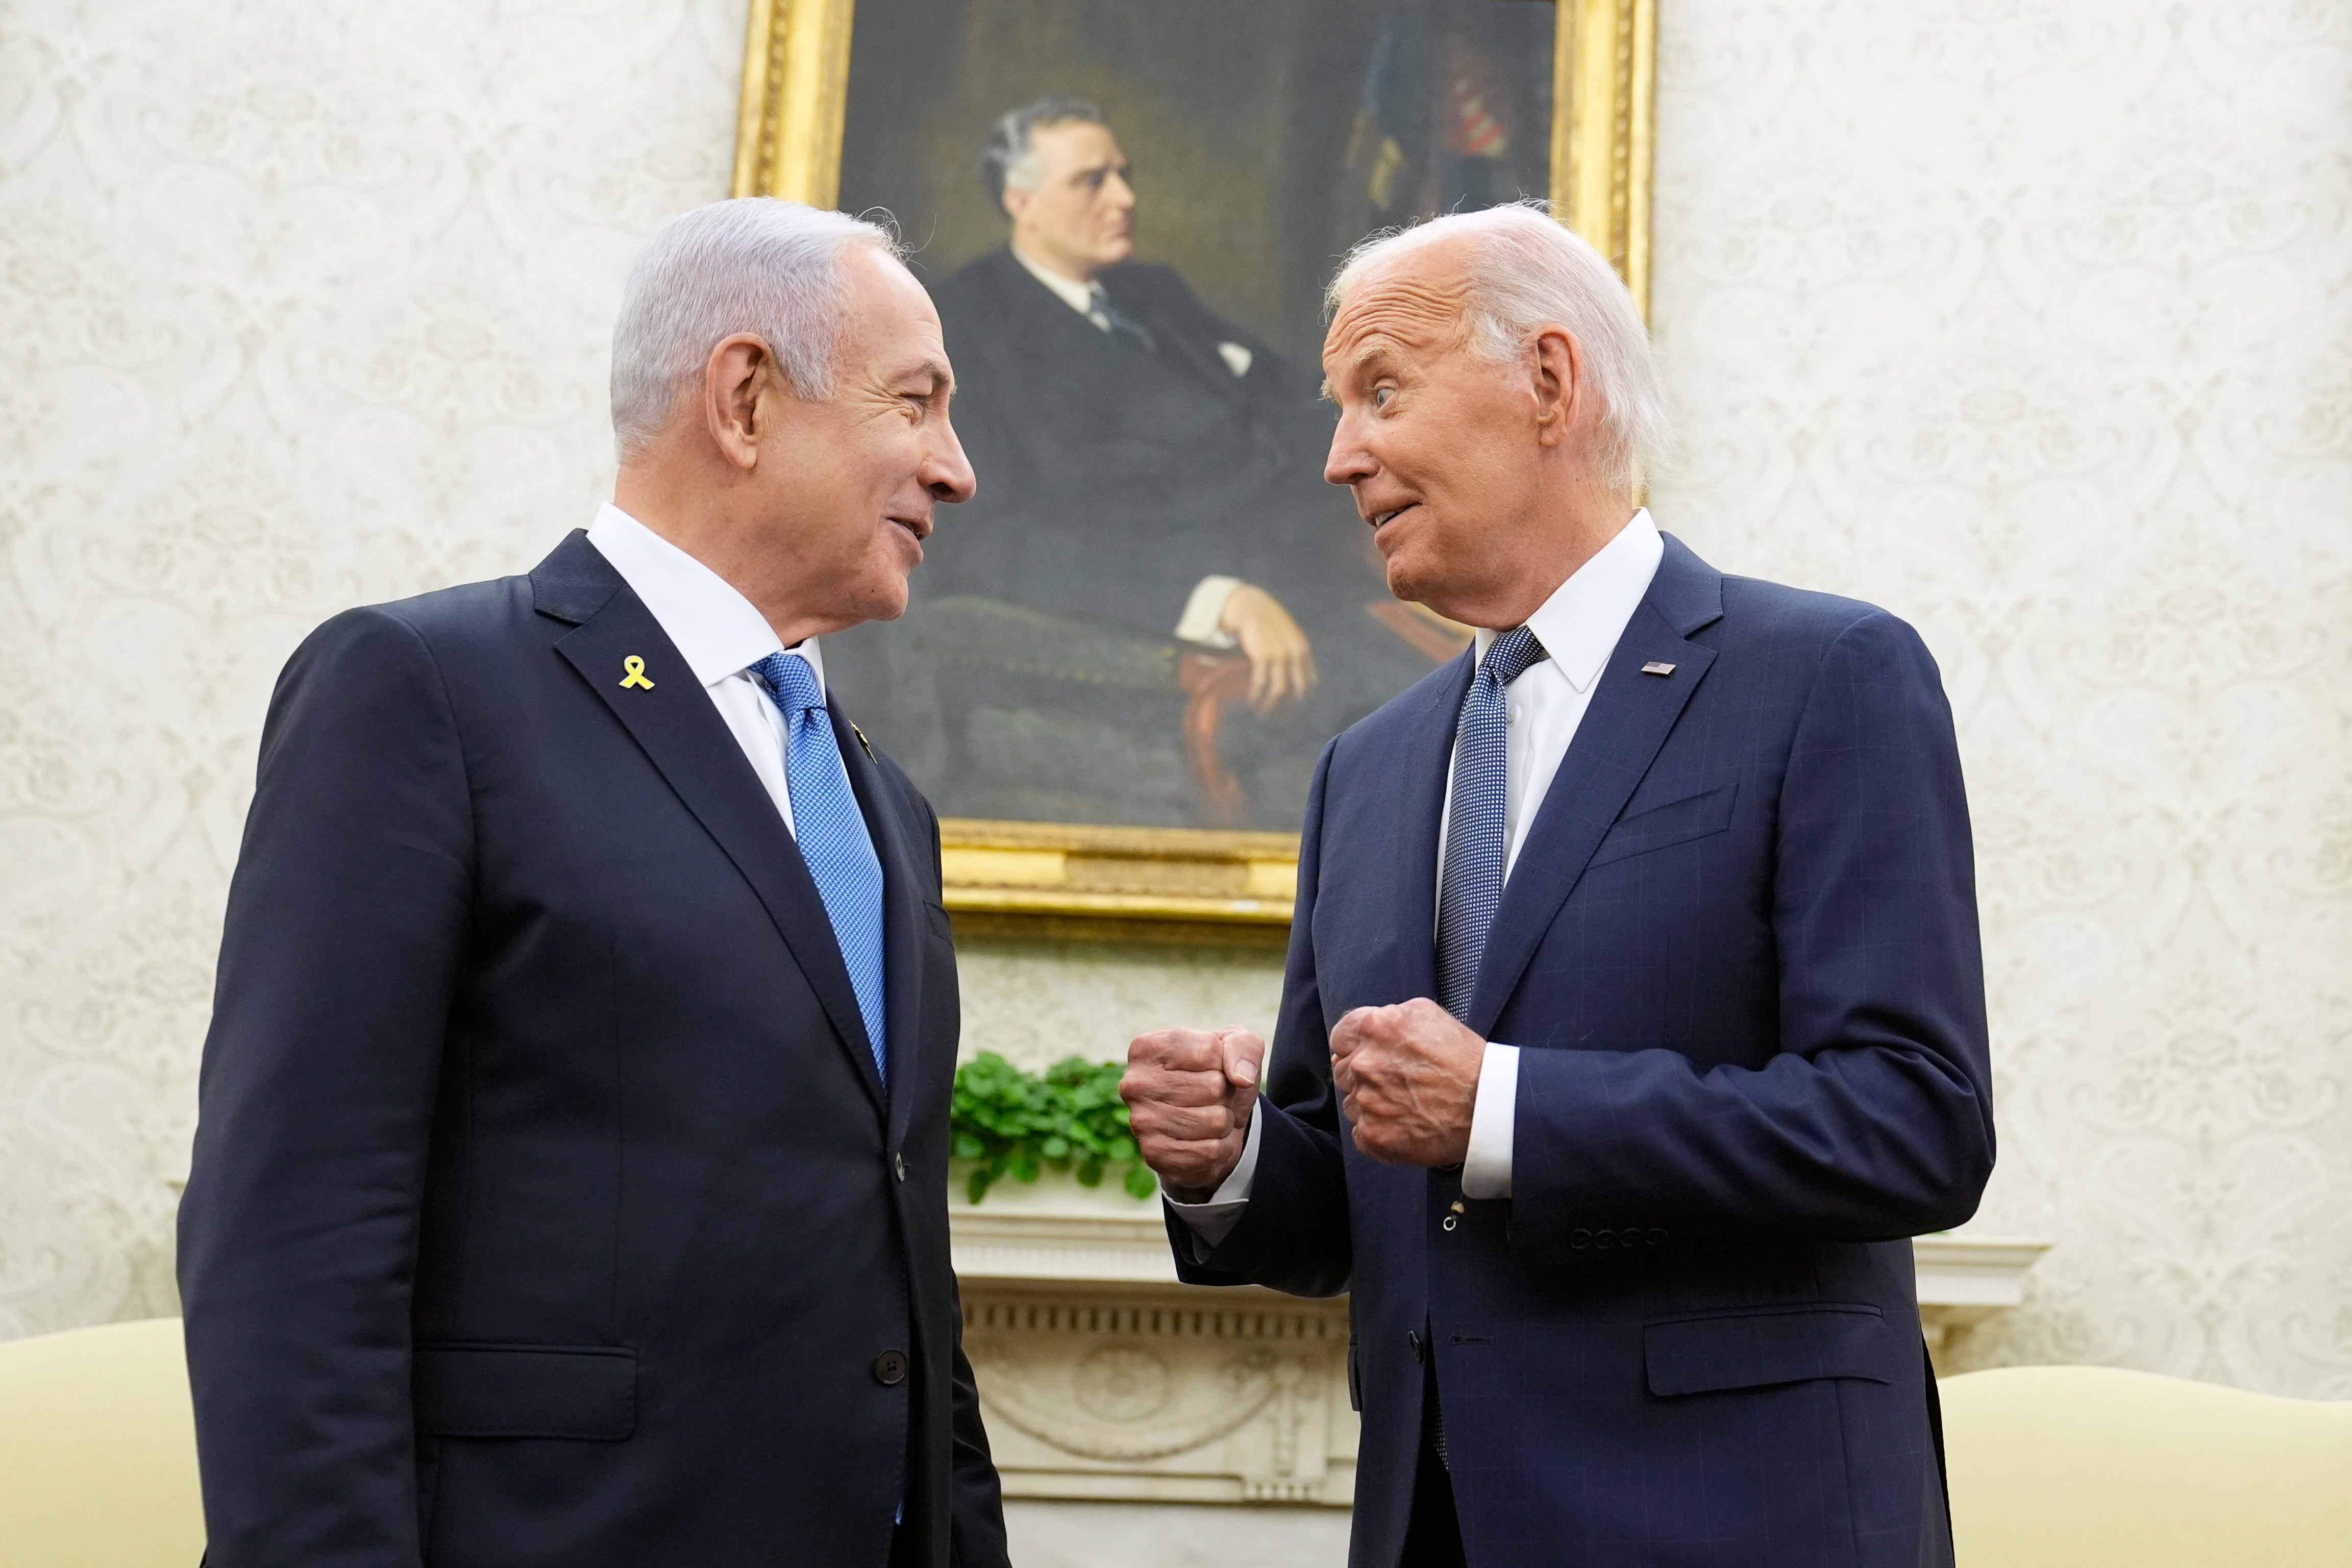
left=1436, top=627, right=1550, bottom=1022
left=750, top=652, right=887, bottom=1084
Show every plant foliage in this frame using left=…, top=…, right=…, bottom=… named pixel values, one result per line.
left=949, top=1052, right=1156, bottom=1204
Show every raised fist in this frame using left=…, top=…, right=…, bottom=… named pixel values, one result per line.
left=1119, top=1026, right=1265, bottom=1200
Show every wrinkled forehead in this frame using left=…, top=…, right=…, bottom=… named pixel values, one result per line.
left=1322, top=242, right=1476, bottom=376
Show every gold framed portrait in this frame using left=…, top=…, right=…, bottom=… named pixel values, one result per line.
left=733, top=0, right=1656, bottom=943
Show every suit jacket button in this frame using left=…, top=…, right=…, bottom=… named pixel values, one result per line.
left=1570, top=1229, right=1593, bottom=1251
left=873, top=1350, right=909, bottom=1386
left=1648, top=1227, right=1669, bottom=1247
left=1408, top=1330, right=1425, bottom=1363
left=894, top=1152, right=907, bottom=1182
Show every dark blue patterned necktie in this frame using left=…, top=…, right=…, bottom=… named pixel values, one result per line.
left=750, top=652, right=887, bottom=1083
left=1085, top=284, right=1157, bottom=354
left=1435, top=627, right=1550, bottom=1021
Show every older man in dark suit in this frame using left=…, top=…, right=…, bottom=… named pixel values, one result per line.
left=178, top=199, right=1007, bottom=1568
left=1122, top=204, right=1994, bottom=1566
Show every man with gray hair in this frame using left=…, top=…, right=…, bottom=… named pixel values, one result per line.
left=179, top=197, right=1010, bottom=1567
left=1122, top=203, right=1993, bottom=1565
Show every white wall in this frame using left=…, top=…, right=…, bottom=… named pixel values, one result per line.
left=2, top=0, right=2348, bottom=1401
left=0, top=0, right=751, bottom=1334
left=1647, top=1, right=2352, bottom=1396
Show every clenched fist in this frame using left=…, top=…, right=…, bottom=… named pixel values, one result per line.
left=1120, top=1027, right=1265, bottom=1201
left=1330, top=999, right=1485, bottom=1165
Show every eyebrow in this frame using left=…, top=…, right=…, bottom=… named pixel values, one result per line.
left=897, top=357, right=954, bottom=395
left=1319, top=343, right=1398, bottom=401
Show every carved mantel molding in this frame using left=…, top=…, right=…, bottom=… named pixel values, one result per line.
left=951, top=1186, right=2046, bottom=1505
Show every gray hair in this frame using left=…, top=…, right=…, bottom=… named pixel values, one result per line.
left=1327, top=202, right=1672, bottom=490
left=979, top=96, right=1106, bottom=211
left=609, top=198, right=903, bottom=463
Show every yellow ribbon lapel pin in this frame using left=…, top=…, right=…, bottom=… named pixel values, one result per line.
left=618, top=655, right=656, bottom=691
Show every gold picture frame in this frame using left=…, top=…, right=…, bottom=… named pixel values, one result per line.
left=734, top=0, right=1657, bottom=943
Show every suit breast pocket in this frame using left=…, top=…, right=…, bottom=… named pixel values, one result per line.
left=1587, top=781, right=1739, bottom=872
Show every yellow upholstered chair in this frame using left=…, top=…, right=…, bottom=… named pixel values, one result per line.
left=1941, top=1364, right=2352, bottom=1567
left=0, top=1317, right=206, bottom=1568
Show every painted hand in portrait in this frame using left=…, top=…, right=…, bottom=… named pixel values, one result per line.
left=820, top=0, right=1559, bottom=831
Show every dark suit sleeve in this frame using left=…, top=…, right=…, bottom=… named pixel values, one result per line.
left=178, top=608, right=473, bottom=1567
left=1508, top=610, right=1995, bottom=1253
left=1169, top=743, right=1353, bottom=1297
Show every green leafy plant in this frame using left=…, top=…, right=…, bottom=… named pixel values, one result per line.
left=950, top=1052, right=1157, bottom=1204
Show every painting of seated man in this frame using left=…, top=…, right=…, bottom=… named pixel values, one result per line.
left=824, top=0, right=1556, bottom=830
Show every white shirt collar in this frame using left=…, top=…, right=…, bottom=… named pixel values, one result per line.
left=1010, top=243, right=1103, bottom=318
left=1473, top=508, right=1665, bottom=693
left=584, top=502, right=824, bottom=692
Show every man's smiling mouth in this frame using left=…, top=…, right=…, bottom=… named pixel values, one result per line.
left=1370, top=504, right=1418, bottom=529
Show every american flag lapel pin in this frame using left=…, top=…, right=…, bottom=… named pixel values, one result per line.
left=1641, top=661, right=1677, bottom=677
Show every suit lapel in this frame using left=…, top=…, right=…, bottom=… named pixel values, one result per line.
left=547, top=563, right=887, bottom=1119
left=1466, top=539, right=1724, bottom=1035
left=1383, top=653, right=1476, bottom=1001
left=831, top=705, right=928, bottom=1147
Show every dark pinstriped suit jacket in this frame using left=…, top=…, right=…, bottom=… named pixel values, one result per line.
left=1174, top=534, right=1993, bottom=1567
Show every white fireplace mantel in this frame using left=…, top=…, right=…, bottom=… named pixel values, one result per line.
left=949, top=1180, right=2046, bottom=1507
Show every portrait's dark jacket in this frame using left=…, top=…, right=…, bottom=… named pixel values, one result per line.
left=926, top=245, right=1367, bottom=646
left=1175, top=535, right=1994, bottom=1568
left=178, top=532, right=1009, bottom=1568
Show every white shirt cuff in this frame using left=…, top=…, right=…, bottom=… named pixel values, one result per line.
left=1164, top=1103, right=1264, bottom=1257
left=1460, top=1043, right=1519, bottom=1200
left=1174, top=575, right=1244, bottom=648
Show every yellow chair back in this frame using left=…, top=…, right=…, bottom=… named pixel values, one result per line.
left=1942, top=1363, right=2352, bottom=1567
left=0, top=1318, right=205, bottom=1568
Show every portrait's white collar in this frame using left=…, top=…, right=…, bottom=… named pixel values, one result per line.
left=1473, top=508, right=1664, bottom=692
left=584, top=502, right=823, bottom=693
left=1010, top=243, right=1103, bottom=318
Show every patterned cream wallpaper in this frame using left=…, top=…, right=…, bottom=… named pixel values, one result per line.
left=0, top=0, right=753, bottom=1335
left=1646, top=1, right=2352, bottom=1396
left=2, top=0, right=2347, bottom=1402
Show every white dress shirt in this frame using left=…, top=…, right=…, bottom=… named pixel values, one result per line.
left=1009, top=243, right=1252, bottom=648
left=585, top=503, right=819, bottom=836
left=1170, top=510, right=1665, bottom=1245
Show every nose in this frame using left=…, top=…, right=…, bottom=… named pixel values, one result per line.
left=1325, top=408, right=1376, bottom=491
left=925, top=410, right=978, bottom=506
left=1106, top=169, right=1136, bottom=212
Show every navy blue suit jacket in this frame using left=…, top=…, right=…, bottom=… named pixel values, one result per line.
left=1175, top=536, right=1994, bottom=1567
left=179, top=533, right=1009, bottom=1567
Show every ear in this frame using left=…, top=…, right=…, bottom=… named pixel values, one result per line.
left=1001, top=184, right=1031, bottom=223
left=1529, top=325, right=1585, bottom=450
left=703, top=333, right=780, bottom=472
